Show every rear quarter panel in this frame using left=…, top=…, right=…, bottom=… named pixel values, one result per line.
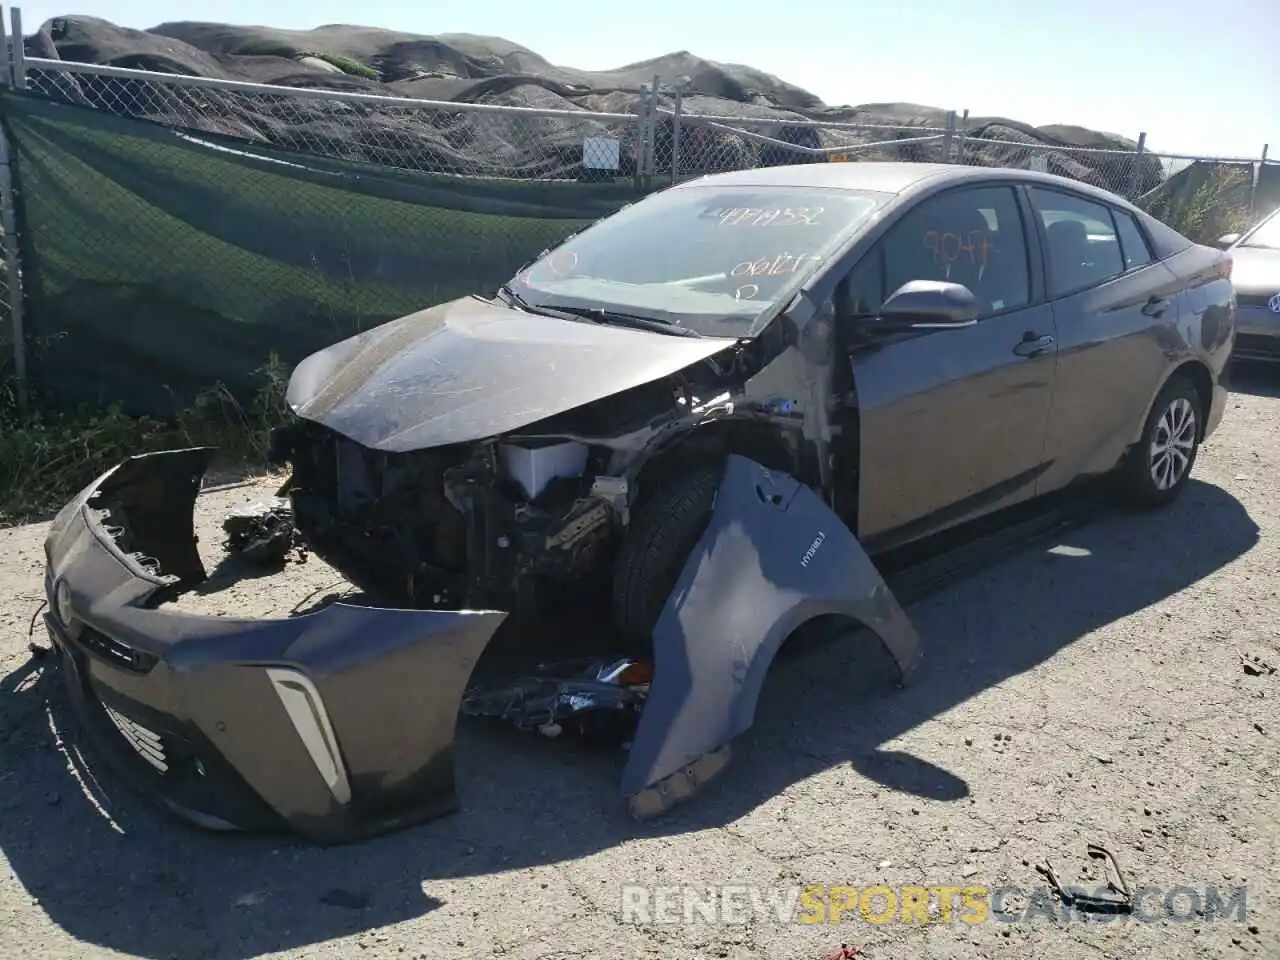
left=1107, top=241, right=1235, bottom=452
left=1164, top=243, right=1237, bottom=374
left=1159, top=243, right=1235, bottom=439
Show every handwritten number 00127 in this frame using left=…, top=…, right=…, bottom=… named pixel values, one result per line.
left=923, top=230, right=989, bottom=266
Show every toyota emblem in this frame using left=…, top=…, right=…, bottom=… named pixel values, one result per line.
left=1270, top=292, right=1280, bottom=314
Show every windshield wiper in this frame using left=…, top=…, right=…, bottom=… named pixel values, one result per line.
left=555, top=306, right=704, bottom=338
left=496, top=283, right=539, bottom=312
left=496, top=284, right=593, bottom=323
left=496, top=286, right=702, bottom=338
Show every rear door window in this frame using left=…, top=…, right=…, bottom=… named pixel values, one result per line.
left=1113, top=209, right=1154, bottom=270
left=1029, top=187, right=1127, bottom=297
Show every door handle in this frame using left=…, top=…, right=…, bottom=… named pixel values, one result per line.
left=1013, top=333, right=1055, bottom=358
left=1142, top=296, right=1170, bottom=318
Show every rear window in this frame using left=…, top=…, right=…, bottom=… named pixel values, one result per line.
left=1133, top=208, right=1194, bottom=260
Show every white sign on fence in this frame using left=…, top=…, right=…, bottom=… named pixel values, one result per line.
left=583, top=137, right=620, bottom=171
left=1029, top=154, right=1048, bottom=173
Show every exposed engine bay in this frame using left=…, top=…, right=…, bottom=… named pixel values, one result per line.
left=274, top=423, right=617, bottom=617
left=268, top=329, right=836, bottom=624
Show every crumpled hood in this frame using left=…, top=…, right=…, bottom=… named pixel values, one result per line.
left=1230, top=245, right=1280, bottom=296
left=286, top=296, right=736, bottom=452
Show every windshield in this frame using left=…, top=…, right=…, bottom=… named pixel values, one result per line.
left=507, top=184, right=888, bottom=337
left=1242, top=209, right=1280, bottom=250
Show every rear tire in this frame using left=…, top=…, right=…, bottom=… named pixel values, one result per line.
left=612, top=465, right=721, bottom=648
left=1117, top=375, right=1202, bottom=508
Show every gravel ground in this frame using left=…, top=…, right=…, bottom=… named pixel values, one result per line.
left=1, top=368, right=1278, bottom=960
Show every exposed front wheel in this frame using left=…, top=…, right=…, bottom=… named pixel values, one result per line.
left=1118, top=375, right=1202, bottom=508
left=612, top=465, right=721, bottom=649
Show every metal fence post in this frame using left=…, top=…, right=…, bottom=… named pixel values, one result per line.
left=942, top=110, right=956, bottom=163
left=644, top=74, right=660, bottom=187
left=633, top=80, right=654, bottom=188
left=1126, top=132, right=1147, bottom=197
left=955, top=109, right=968, bottom=164
left=8, top=6, right=22, bottom=89
left=0, top=126, right=29, bottom=417
left=1249, top=144, right=1269, bottom=217
left=632, top=88, right=647, bottom=190
left=670, top=88, right=682, bottom=185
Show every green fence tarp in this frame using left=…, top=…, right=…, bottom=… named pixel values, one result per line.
left=1, top=89, right=649, bottom=415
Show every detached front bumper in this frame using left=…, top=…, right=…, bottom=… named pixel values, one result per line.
left=42, top=448, right=506, bottom=844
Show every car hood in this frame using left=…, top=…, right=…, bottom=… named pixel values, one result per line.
left=286, top=296, right=736, bottom=452
left=1230, top=244, right=1280, bottom=295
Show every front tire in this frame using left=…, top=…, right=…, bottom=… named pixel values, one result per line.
left=612, top=465, right=721, bottom=648
left=1118, top=375, right=1202, bottom=508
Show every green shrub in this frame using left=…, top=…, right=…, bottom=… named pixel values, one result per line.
left=0, top=354, right=292, bottom=525
left=304, top=53, right=381, bottom=81
left=229, top=39, right=301, bottom=58
left=226, top=40, right=380, bottom=80
left=1137, top=164, right=1253, bottom=243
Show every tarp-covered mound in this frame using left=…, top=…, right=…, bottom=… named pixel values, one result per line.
left=24, top=16, right=1162, bottom=191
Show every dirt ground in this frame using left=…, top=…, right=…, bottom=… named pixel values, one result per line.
left=1, top=368, right=1278, bottom=960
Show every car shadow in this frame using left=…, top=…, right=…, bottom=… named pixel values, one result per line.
left=1227, top=360, right=1280, bottom=397
left=0, top=478, right=1258, bottom=959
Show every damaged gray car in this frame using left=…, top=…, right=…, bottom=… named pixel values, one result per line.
left=42, top=162, right=1236, bottom=843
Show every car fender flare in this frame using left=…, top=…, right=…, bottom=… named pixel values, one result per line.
left=1127, top=358, right=1214, bottom=446
left=619, top=454, right=921, bottom=811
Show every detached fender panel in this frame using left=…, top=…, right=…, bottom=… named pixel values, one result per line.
left=621, top=454, right=921, bottom=801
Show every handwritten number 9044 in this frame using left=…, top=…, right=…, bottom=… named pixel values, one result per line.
left=923, top=230, right=989, bottom=266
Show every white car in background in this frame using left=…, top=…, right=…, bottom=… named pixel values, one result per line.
left=1220, top=206, right=1280, bottom=362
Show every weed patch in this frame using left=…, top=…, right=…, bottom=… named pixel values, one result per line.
left=0, top=354, right=292, bottom=525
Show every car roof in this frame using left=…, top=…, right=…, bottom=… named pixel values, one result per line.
left=671, top=161, right=1145, bottom=209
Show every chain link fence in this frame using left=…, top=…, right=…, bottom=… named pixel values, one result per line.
left=661, top=103, right=1278, bottom=247
left=23, top=61, right=646, bottom=181
left=13, top=54, right=1275, bottom=205
left=0, top=82, right=654, bottom=414
left=660, top=108, right=952, bottom=177
left=0, top=43, right=1275, bottom=415
left=951, top=137, right=1162, bottom=198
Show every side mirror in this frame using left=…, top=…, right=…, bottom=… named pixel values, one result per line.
left=1214, top=233, right=1240, bottom=249
left=876, top=280, right=980, bottom=330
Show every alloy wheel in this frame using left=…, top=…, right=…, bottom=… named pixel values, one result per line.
left=1149, top=397, right=1197, bottom=491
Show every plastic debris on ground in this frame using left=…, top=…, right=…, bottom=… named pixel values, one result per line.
left=222, top=497, right=305, bottom=568
left=1239, top=651, right=1276, bottom=676
left=461, top=657, right=653, bottom=747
